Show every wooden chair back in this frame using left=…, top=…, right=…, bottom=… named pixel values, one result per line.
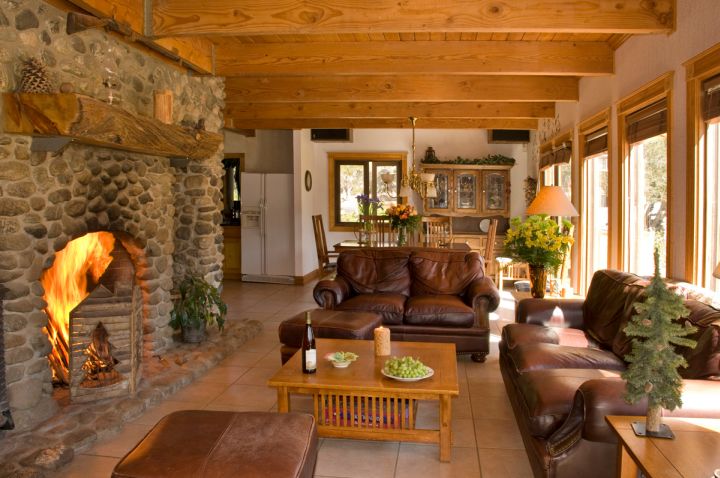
left=312, top=214, right=337, bottom=271
left=359, top=215, right=396, bottom=244
left=421, top=216, right=452, bottom=246
left=483, top=218, right=499, bottom=276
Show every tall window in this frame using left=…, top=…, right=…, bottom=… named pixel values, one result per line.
left=328, top=152, right=405, bottom=230
left=624, top=99, right=669, bottom=276
left=539, top=136, right=572, bottom=197
left=580, top=123, right=609, bottom=291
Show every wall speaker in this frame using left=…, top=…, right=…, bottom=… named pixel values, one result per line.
left=488, top=129, right=530, bottom=143
left=311, top=129, right=352, bottom=142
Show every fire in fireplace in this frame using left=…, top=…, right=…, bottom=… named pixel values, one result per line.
left=40, top=232, right=142, bottom=402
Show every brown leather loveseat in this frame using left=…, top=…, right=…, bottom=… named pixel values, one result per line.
left=313, top=249, right=500, bottom=362
left=499, top=269, right=720, bottom=478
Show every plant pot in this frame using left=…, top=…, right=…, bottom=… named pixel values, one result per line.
left=181, top=321, right=206, bottom=343
left=528, top=264, right=547, bottom=298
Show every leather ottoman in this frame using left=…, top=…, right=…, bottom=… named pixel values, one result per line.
left=112, top=410, right=318, bottom=478
left=279, top=309, right=383, bottom=363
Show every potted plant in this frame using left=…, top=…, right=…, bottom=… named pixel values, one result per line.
left=503, top=215, right=574, bottom=297
left=622, top=249, right=697, bottom=437
left=169, top=275, right=227, bottom=343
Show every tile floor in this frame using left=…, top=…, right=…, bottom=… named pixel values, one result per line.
left=55, top=280, right=531, bottom=478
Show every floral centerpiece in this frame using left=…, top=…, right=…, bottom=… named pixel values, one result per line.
left=385, top=203, right=421, bottom=246
left=356, top=194, right=382, bottom=243
left=503, top=215, right=574, bottom=298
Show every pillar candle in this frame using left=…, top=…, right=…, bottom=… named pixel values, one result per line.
left=374, top=326, right=391, bottom=356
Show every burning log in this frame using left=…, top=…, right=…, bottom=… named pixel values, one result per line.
left=81, top=322, right=121, bottom=388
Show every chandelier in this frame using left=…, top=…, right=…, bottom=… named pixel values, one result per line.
left=380, top=117, right=437, bottom=199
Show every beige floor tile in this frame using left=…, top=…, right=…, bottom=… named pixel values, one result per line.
left=83, top=423, right=153, bottom=458
left=235, top=366, right=280, bottom=386
left=470, top=394, right=515, bottom=420
left=451, top=418, right=478, bottom=448
left=467, top=380, right=509, bottom=398
left=254, top=346, right=284, bottom=368
left=131, top=400, right=206, bottom=426
left=395, top=444, right=481, bottom=478
left=478, top=447, right=533, bottom=478
left=474, top=418, right=524, bottom=450
left=315, top=438, right=399, bottom=478
left=195, top=365, right=249, bottom=385
left=55, top=454, right=119, bottom=477
left=209, top=383, right=277, bottom=410
left=202, top=403, right=272, bottom=413
left=220, top=351, right=266, bottom=367
left=453, top=394, right=473, bottom=420
left=169, top=381, right=228, bottom=404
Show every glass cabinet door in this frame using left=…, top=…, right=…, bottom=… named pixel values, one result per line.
left=454, top=171, right=480, bottom=213
left=481, top=170, right=510, bottom=215
left=426, top=170, right=451, bottom=212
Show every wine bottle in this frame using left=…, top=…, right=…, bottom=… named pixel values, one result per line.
left=301, top=311, right=317, bottom=374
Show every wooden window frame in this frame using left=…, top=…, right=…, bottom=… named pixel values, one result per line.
left=539, top=130, right=573, bottom=190
left=578, top=108, right=611, bottom=293
left=684, top=42, right=720, bottom=284
left=327, top=152, right=407, bottom=232
left=616, top=72, right=673, bottom=274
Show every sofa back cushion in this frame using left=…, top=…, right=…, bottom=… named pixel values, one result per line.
left=337, top=249, right=411, bottom=296
left=677, top=300, right=720, bottom=379
left=583, top=270, right=648, bottom=351
left=409, top=251, right=483, bottom=296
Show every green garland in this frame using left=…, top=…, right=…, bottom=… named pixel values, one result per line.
left=422, top=154, right=515, bottom=166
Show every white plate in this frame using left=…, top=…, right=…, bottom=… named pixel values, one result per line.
left=381, top=367, right=434, bottom=382
left=478, top=218, right=490, bottom=233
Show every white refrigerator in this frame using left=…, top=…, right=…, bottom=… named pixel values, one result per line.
left=240, top=173, right=295, bottom=284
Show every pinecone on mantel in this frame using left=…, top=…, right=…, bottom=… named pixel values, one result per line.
left=18, top=57, right=55, bottom=94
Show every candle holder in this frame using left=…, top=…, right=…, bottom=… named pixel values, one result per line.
left=374, top=326, right=391, bottom=356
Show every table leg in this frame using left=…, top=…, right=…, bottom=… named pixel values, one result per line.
left=276, top=387, right=290, bottom=413
left=617, top=443, right=638, bottom=478
left=439, top=394, right=452, bottom=462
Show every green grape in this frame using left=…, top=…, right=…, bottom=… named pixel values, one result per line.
left=383, top=356, right=429, bottom=378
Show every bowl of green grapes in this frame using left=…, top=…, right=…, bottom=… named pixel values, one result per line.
left=381, top=356, right=434, bottom=382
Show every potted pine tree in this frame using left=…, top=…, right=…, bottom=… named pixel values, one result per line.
left=169, top=275, right=227, bottom=343
left=622, top=249, right=697, bottom=437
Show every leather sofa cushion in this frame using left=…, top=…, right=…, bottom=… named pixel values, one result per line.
left=583, top=270, right=648, bottom=351
left=516, top=369, right=622, bottom=438
left=409, top=250, right=483, bottom=296
left=112, top=410, right=318, bottom=478
left=278, top=309, right=383, bottom=348
left=508, top=343, right=627, bottom=373
left=678, top=300, right=720, bottom=379
left=336, top=293, right=406, bottom=325
left=404, top=295, right=474, bottom=327
left=337, top=249, right=411, bottom=296
left=502, top=323, right=601, bottom=350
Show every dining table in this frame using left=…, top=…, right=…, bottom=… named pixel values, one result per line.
left=333, top=240, right=471, bottom=252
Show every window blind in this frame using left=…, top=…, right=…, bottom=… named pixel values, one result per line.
left=540, top=143, right=572, bottom=170
left=584, top=127, right=608, bottom=157
left=702, top=74, right=720, bottom=123
left=626, top=99, right=667, bottom=144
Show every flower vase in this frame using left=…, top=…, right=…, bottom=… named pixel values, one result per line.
left=528, top=264, right=547, bottom=298
left=397, top=226, right=407, bottom=246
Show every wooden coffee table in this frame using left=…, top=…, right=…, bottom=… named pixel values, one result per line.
left=267, top=338, right=459, bottom=461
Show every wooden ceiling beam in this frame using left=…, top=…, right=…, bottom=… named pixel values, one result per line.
left=224, top=117, right=539, bottom=130
left=224, top=101, right=555, bottom=119
left=214, top=40, right=612, bottom=76
left=151, top=0, right=674, bottom=37
left=224, top=75, right=579, bottom=102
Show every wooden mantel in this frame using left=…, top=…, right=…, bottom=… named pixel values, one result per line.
left=1, top=93, right=222, bottom=160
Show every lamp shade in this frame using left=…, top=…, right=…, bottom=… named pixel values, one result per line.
left=713, top=262, right=720, bottom=279
left=526, top=186, right=579, bottom=217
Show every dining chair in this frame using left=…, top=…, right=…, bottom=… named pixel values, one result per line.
left=421, top=216, right=452, bottom=246
left=359, top=215, right=396, bottom=245
left=312, top=215, right=338, bottom=273
left=483, top=218, right=499, bottom=278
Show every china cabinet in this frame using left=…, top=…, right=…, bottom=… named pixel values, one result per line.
left=422, top=164, right=510, bottom=216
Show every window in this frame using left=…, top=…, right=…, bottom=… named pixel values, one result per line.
left=686, top=43, right=720, bottom=291
left=328, top=152, right=406, bottom=230
left=579, top=115, right=610, bottom=293
left=539, top=133, right=572, bottom=198
left=618, top=73, right=672, bottom=277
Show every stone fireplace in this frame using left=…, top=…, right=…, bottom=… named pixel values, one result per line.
left=0, top=0, right=227, bottom=435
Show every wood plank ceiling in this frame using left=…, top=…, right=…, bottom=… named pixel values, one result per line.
left=61, top=1, right=676, bottom=130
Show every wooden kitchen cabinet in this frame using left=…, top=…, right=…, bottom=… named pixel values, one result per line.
left=422, top=164, right=510, bottom=216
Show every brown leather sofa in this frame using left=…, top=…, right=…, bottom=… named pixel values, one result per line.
left=499, top=269, right=720, bottom=478
left=313, top=248, right=500, bottom=362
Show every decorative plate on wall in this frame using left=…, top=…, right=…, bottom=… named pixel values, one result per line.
left=479, top=218, right=491, bottom=233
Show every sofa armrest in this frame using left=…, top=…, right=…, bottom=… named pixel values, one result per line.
left=516, top=298, right=586, bottom=329
left=313, top=277, right=351, bottom=309
left=465, top=276, right=500, bottom=312
left=546, top=378, right=720, bottom=456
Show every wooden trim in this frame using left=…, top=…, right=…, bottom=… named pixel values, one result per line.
left=577, top=108, right=611, bottom=293
left=224, top=118, right=539, bottom=130
left=615, top=72, right=673, bottom=273
left=683, top=42, right=720, bottom=283
left=327, top=152, right=407, bottom=232
left=294, top=269, right=321, bottom=285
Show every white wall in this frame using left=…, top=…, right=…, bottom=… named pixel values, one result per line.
left=294, top=128, right=529, bottom=277
left=224, top=129, right=293, bottom=173
left=552, top=0, right=720, bottom=279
